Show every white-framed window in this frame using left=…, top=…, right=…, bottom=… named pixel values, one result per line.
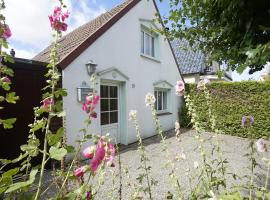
left=100, top=85, right=118, bottom=125
left=141, top=28, right=157, bottom=58
left=154, top=89, right=168, bottom=112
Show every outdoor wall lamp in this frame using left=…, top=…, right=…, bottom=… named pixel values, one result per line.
left=86, top=60, right=97, bottom=76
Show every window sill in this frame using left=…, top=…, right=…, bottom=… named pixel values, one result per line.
left=140, top=54, right=161, bottom=63
left=157, top=112, right=173, bottom=116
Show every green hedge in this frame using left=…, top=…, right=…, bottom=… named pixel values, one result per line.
left=185, top=81, right=270, bottom=139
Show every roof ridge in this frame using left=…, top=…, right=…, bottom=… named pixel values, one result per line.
left=33, top=0, right=138, bottom=66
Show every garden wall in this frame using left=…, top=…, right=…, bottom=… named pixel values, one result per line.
left=184, top=81, right=270, bottom=139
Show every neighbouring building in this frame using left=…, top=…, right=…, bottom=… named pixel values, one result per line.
left=171, top=39, right=232, bottom=83
left=34, top=0, right=183, bottom=146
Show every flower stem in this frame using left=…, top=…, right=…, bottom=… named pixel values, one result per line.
left=263, top=161, right=270, bottom=200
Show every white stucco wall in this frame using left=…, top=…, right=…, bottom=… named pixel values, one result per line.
left=62, top=0, right=183, bottom=147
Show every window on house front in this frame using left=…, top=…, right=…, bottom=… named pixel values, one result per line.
left=141, top=29, right=156, bottom=58
left=154, top=90, right=168, bottom=112
left=100, top=85, right=118, bottom=125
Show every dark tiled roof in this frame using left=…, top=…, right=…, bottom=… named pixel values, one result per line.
left=33, top=0, right=138, bottom=67
left=171, top=39, right=205, bottom=75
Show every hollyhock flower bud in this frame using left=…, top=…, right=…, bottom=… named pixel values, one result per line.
left=86, top=191, right=92, bottom=200
left=241, top=116, right=254, bottom=128
left=145, top=93, right=156, bottom=107
left=90, top=111, right=97, bottom=118
left=129, top=110, right=137, bottom=121
left=83, top=146, right=96, bottom=159
left=74, top=166, right=86, bottom=177
left=256, top=139, right=267, bottom=153
left=1, top=76, right=11, bottom=83
left=175, top=80, right=185, bottom=96
left=197, top=79, right=210, bottom=90
left=42, top=98, right=54, bottom=110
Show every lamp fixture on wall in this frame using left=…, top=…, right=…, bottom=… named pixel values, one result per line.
left=86, top=60, right=97, bottom=76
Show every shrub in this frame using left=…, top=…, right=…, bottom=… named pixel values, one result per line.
left=178, top=102, right=191, bottom=128
left=186, top=80, right=270, bottom=139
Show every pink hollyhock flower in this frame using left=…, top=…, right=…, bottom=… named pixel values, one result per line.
left=90, top=111, right=97, bottom=119
left=83, top=146, right=96, bottom=159
left=256, top=139, right=267, bottom=153
left=1, top=76, right=11, bottom=83
left=49, top=6, right=69, bottom=32
left=74, top=166, right=85, bottom=177
left=90, top=139, right=105, bottom=172
left=105, top=143, right=116, bottom=167
left=175, top=80, right=185, bottom=96
left=2, top=25, right=12, bottom=39
left=42, top=98, right=54, bottom=110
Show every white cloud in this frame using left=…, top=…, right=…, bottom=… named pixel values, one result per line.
left=4, top=0, right=106, bottom=58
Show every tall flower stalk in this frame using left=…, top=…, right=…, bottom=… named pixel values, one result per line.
left=129, top=110, right=154, bottom=199
left=145, top=93, right=183, bottom=199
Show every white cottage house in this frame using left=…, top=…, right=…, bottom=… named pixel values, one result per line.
left=34, top=0, right=183, bottom=146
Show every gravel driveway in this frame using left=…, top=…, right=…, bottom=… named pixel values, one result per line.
left=94, top=129, right=270, bottom=200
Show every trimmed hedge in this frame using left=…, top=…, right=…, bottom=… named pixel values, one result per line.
left=185, top=81, right=270, bottom=139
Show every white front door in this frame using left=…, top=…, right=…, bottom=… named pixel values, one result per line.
left=100, top=84, right=119, bottom=143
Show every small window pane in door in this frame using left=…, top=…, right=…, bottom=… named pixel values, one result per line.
left=101, top=85, right=109, bottom=98
left=101, top=113, right=109, bottom=125
left=110, top=86, right=118, bottom=98
left=110, top=99, right=118, bottom=111
left=110, top=112, right=118, bottom=124
left=101, top=99, right=109, bottom=112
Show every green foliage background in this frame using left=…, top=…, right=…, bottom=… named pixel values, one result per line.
left=185, top=81, right=270, bottom=139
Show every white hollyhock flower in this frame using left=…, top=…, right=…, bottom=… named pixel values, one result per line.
left=145, top=93, right=156, bottom=107
left=128, top=110, right=137, bottom=121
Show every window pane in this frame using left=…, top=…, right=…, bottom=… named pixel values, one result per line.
left=101, top=113, right=109, bottom=125
left=163, top=91, right=167, bottom=110
left=101, top=99, right=109, bottom=112
left=110, top=86, right=118, bottom=98
left=158, top=91, right=162, bottom=111
left=101, top=85, right=108, bottom=98
left=110, top=112, right=118, bottom=124
left=141, top=31, right=144, bottom=54
left=151, top=36, right=155, bottom=57
left=154, top=91, right=158, bottom=110
left=145, top=33, right=150, bottom=55
left=110, top=99, right=118, bottom=111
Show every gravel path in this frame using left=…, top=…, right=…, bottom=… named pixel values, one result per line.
left=94, top=129, right=270, bottom=200
left=34, top=129, right=270, bottom=199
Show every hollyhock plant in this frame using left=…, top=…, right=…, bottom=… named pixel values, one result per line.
left=49, top=6, right=69, bottom=32
left=145, top=93, right=156, bottom=107
left=256, top=139, right=267, bottom=153
left=175, top=80, right=185, bottom=96
left=241, top=116, right=254, bottom=128
left=83, top=146, right=96, bottom=159
left=197, top=78, right=210, bottom=90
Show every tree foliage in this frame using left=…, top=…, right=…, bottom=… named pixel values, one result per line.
left=160, top=0, right=270, bottom=74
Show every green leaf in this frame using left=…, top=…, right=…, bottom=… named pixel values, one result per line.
left=49, top=146, right=67, bottom=161
left=6, top=92, right=19, bottom=104
left=5, top=169, right=38, bottom=193
left=47, top=127, right=64, bottom=146
left=1, top=118, right=16, bottom=129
